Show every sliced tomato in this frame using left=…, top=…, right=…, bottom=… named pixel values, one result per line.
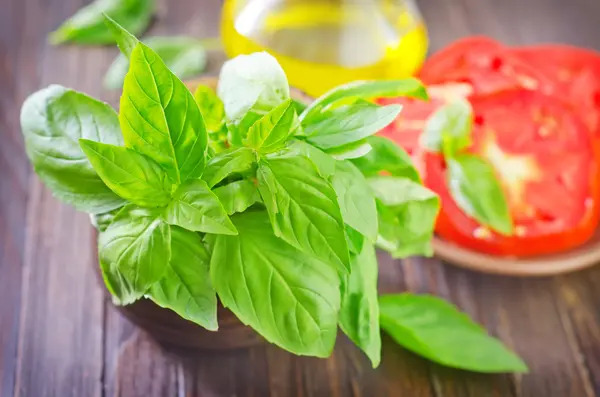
left=375, top=83, right=472, bottom=176
left=425, top=90, right=600, bottom=257
left=418, top=37, right=552, bottom=96
left=512, top=45, right=600, bottom=137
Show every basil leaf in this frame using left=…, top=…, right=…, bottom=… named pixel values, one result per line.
left=210, top=211, right=341, bottom=357
left=257, top=155, right=349, bottom=272
left=49, top=0, right=154, bottom=45
left=20, top=85, right=125, bottom=213
left=120, top=43, right=208, bottom=184
left=301, top=79, right=426, bottom=122
left=331, top=161, right=378, bottom=240
left=245, top=99, right=295, bottom=153
left=194, top=85, right=226, bottom=133
left=345, top=225, right=364, bottom=255
left=90, top=207, right=122, bottom=232
left=379, top=294, right=528, bottom=373
left=421, top=99, right=472, bottom=155
left=326, top=139, right=372, bottom=160
left=447, top=155, right=513, bottom=235
left=369, top=177, right=439, bottom=258
left=351, top=136, right=420, bottom=183
left=287, top=140, right=336, bottom=178
left=105, top=36, right=207, bottom=90
left=218, top=52, right=290, bottom=124
left=340, top=243, right=381, bottom=367
left=80, top=139, right=173, bottom=207
left=201, top=147, right=256, bottom=188
left=165, top=179, right=237, bottom=235
left=103, top=14, right=138, bottom=57
left=213, top=180, right=262, bottom=215
left=149, top=226, right=217, bottom=331
left=292, top=98, right=309, bottom=114
left=305, top=103, right=402, bottom=150
left=98, top=205, right=171, bottom=304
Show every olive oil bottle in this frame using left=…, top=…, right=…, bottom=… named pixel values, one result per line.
left=221, top=0, right=428, bottom=97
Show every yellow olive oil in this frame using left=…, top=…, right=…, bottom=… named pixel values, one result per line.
left=221, top=0, right=429, bottom=97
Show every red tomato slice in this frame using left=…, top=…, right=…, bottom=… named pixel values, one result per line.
left=512, top=45, right=600, bottom=137
left=425, top=90, right=600, bottom=257
left=419, top=37, right=552, bottom=96
left=375, top=83, right=472, bottom=177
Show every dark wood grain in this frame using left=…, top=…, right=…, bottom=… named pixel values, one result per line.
left=3, top=0, right=600, bottom=396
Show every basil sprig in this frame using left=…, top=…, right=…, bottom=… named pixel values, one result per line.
left=18, top=17, right=526, bottom=373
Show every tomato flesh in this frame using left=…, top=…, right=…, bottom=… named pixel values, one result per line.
left=425, top=90, right=600, bottom=257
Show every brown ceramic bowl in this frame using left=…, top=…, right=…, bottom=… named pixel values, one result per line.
left=432, top=229, right=600, bottom=277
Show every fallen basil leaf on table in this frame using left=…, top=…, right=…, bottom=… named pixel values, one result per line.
left=351, top=136, right=421, bottom=183
left=149, top=226, right=218, bottom=331
left=379, top=294, right=528, bottom=373
left=104, top=36, right=207, bottom=89
left=340, top=243, right=381, bottom=367
left=210, top=211, right=341, bottom=357
left=369, top=176, right=439, bottom=258
left=49, top=0, right=154, bottom=45
left=20, top=85, right=125, bottom=213
left=447, top=154, right=514, bottom=235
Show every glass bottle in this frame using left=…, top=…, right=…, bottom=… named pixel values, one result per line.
left=221, top=0, right=428, bottom=97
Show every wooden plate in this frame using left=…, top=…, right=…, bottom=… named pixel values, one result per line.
left=432, top=229, right=600, bottom=276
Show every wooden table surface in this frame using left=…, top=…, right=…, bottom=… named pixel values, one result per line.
left=3, top=0, right=600, bottom=396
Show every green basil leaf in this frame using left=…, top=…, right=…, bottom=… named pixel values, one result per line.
left=210, top=211, right=341, bottom=357
left=218, top=52, right=290, bottom=124
left=98, top=205, right=171, bottom=304
left=345, top=225, right=364, bottom=255
left=194, top=85, right=226, bottom=133
left=103, top=14, right=138, bottom=57
left=287, top=140, right=336, bottom=178
left=80, top=139, right=172, bottom=207
left=165, top=179, right=237, bottom=235
left=340, top=243, right=381, bottom=367
left=149, top=226, right=217, bottom=331
left=326, top=139, right=372, bottom=160
left=257, top=155, right=349, bottom=272
left=245, top=99, right=295, bottom=153
left=120, top=43, right=208, bottom=184
left=90, top=207, right=123, bottom=232
left=447, top=155, right=513, bottom=235
left=305, top=103, right=402, bottom=150
left=369, top=177, right=439, bottom=258
left=20, top=85, right=125, bottom=213
left=421, top=99, right=472, bottom=155
left=213, top=180, right=262, bottom=215
left=379, top=294, right=528, bottom=373
left=351, top=136, right=420, bottom=183
left=331, top=161, right=378, bottom=240
left=201, top=147, right=256, bottom=188
left=301, top=78, right=426, bottom=122
left=292, top=98, right=309, bottom=114
left=49, top=0, right=154, bottom=45
left=104, top=36, right=207, bottom=90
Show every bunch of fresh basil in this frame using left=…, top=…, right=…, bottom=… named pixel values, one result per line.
left=20, top=16, right=526, bottom=372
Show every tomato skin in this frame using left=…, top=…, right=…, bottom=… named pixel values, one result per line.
left=424, top=90, right=600, bottom=257
left=512, top=45, right=600, bottom=138
left=418, top=37, right=553, bottom=97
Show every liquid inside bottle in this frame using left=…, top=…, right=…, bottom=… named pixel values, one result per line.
left=221, top=0, right=429, bottom=97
